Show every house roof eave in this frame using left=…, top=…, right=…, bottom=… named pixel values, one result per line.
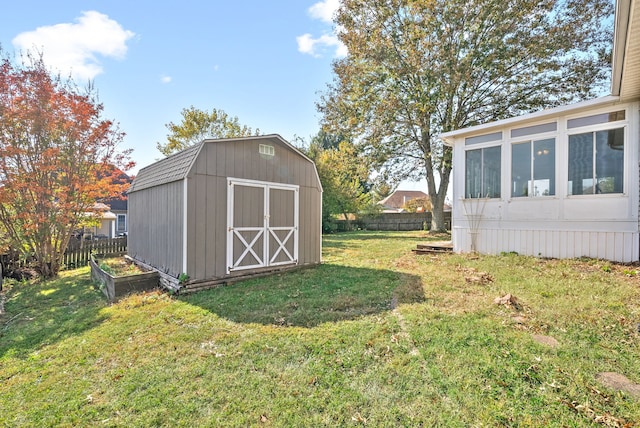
left=611, top=0, right=632, bottom=96
left=439, top=95, right=621, bottom=144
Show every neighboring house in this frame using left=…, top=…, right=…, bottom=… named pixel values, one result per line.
left=128, top=134, right=323, bottom=291
left=379, top=190, right=429, bottom=213
left=440, top=0, right=639, bottom=262
left=84, top=202, right=117, bottom=239
left=107, top=196, right=129, bottom=237
left=90, top=171, right=132, bottom=238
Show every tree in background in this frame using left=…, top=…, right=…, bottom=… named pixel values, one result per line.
left=403, top=197, right=432, bottom=214
left=370, top=181, right=394, bottom=203
left=304, top=133, right=375, bottom=232
left=157, top=106, right=259, bottom=156
left=319, top=0, right=613, bottom=232
left=0, top=51, right=133, bottom=278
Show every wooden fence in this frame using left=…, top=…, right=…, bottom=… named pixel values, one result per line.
left=1, top=237, right=128, bottom=274
left=335, top=212, right=452, bottom=232
left=63, top=237, right=128, bottom=269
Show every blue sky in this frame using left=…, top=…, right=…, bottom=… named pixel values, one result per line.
left=1, top=0, right=349, bottom=176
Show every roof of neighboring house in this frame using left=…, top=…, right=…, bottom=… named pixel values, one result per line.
left=88, top=203, right=116, bottom=220
left=107, top=198, right=128, bottom=211
left=129, top=134, right=318, bottom=193
left=379, top=190, right=429, bottom=209
left=441, top=0, right=639, bottom=143
left=99, top=168, right=133, bottom=211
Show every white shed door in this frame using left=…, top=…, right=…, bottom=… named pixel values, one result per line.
left=227, top=178, right=298, bottom=274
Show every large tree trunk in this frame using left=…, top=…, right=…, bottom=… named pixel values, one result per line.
left=422, top=132, right=452, bottom=233
left=430, top=199, right=447, bottom=233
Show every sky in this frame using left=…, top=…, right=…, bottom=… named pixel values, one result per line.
left=0, top=0, right=356, bottom=174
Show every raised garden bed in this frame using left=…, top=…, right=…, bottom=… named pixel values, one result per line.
left=90, top=254, right=159, bottom=302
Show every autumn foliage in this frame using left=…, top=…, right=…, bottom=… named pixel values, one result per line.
left=0, top=52, right=133, bottom=278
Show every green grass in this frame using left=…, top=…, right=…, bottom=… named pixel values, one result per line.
left=1, top=231, right=639, bottom=426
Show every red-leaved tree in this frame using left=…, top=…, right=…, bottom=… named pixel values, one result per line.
left=0, top=51, right=133, bottom=278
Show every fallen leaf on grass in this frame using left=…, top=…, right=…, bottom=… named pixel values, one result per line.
left=562, top=400, right=631, bottom=427
left=465, top=272, right=494, bottom=284
left=494, top=293, right=522, bottom=310
left=351, top=412, right=367, bottom=425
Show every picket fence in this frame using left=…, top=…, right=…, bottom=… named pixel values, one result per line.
left=1, top=237, right=128, bottom=273
left=63, top=237, right=128, bottom=269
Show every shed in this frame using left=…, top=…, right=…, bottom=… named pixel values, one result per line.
left=128, top=134, right=322, bottom=292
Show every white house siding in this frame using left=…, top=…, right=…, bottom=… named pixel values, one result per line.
left=447, top=99, right=640, bottom=263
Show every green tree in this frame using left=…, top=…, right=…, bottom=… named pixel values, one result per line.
left=305, top=135, right=374, bottom=232
left=157, top=106, right=259, bottom=156
left=319, top=0, right=613, bottom=232
left=0, top=51, right=132, bottom=278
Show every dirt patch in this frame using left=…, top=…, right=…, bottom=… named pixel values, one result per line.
left=98, top=257, right=146, bottom=277
left=511, top=315, right=527, bottom=324
left=596, top=372, right=640, bottom=399
left=531, top=334, right=559, bottom=348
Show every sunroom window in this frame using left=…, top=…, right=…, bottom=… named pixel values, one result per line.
left=567, top=128, right=624, bottom=195
left=511, top=138, right=555, bottom=197
left=465, top=146, right=501, bottom=198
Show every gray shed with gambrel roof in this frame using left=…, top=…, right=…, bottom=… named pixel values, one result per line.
left=128, top=134, right=322, bottom=291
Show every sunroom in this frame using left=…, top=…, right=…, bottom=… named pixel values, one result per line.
left=441, top=97, right=639, bottom=262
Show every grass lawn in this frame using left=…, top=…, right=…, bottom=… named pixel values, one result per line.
left=1, top=231, right=639, bottom=427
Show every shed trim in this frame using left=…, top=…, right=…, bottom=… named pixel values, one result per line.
left=226, top=177, right=300, bottom=274
left=182, top=177, right=188, bottom=274
left=130, top=134, right=323, bottom=194
left=201, top=134, right=323, bottom=193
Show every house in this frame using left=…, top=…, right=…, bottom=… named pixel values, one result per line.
left=86, top=171, right=132, bottom=238
left=379, top=190, right=430, bottom=212
left=127, top=134, right=323, bottom=292
left=106, top=196, right=129, bottom=237
left=79, top=202, right=117, bottom=239
left=440, top=0, right=640, bottom=262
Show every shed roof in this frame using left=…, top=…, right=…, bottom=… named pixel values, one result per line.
left=129, top=142, right=202, bottom=193
left=129, top=134, right=319, bottom=193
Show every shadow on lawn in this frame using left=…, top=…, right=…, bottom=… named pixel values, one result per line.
left=0, top=272, right=107, bottom=359
left=181, top=263, right=425, bottom=328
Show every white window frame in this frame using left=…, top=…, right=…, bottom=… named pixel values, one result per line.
left=565, top=120, right=627, bottom=198
left=116, top=214, right=127, bottom=232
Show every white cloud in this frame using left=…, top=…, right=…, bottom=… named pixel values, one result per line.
left=297, top=0, right=346, bottom=58
left=160, top=75, right=172, bottom=84
left=296, top=33, right=346, bottom=58
left=308, top=0, right=340, bottom=23
left=12, top=11, right=135, bottom=81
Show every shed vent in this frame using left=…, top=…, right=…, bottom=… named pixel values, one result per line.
left=259, top=144, right=275, bottom=156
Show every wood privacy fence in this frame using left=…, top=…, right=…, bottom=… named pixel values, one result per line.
left=335, top=212, right=452, bottom=232
left=63, top=237, right=128, bottom=269
left=1, top=237, right=128, bottom=273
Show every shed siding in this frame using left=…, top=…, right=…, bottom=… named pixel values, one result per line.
left=128, top=180, right=184, bottom=276
left=130, top=135, right=321, bottom=285
left=185, top=138, right=321, bottom=281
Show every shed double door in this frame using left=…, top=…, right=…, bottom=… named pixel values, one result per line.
left=227, top=178, right=299, bottom=274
